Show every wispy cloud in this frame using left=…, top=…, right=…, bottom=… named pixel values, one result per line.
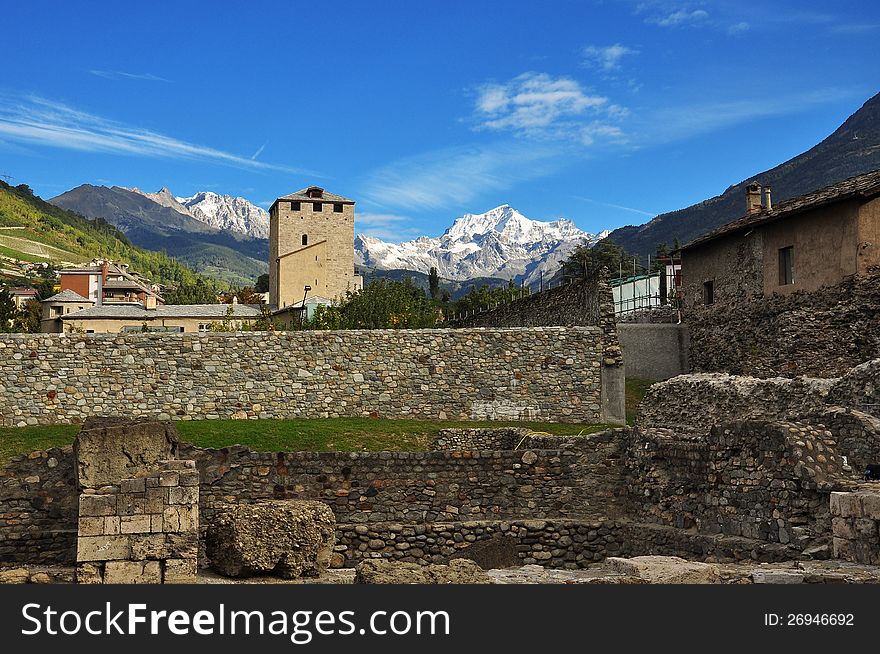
left=651, top=8, right=709, bottom=27
left=473, top=72, right=627, bottom=145
left=831, top=22, right=880, bottom=34
left=251, top=142, right=267, bottom=160
left=582, top=44, right=638, bottom=71
left=728, top=21, right=750, bottom=34
left=574, top=195, right=656, bottom=217
left=0, top=94, right=312, bottom=175
left=89, top=70, right=171, bottom=82
left=359, top=142, right=562, bottom=212
left=638, top=87, right=862, bottom=145
left=356, top=212, right=422, bottom=241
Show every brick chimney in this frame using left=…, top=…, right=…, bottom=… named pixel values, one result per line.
left=145, top=294, right=158, bottom=310
left=746, top=182, right=763, bottom=215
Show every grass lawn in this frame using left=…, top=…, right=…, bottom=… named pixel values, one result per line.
left=0, top=418, right=608, bottom=465
left=625, top=377, right=658, bottom=425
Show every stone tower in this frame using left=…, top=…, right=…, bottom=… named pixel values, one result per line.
left=268, top=186, right=363, bottom=308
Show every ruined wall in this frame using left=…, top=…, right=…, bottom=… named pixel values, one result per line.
left=623, top=422, right=856, bottom=552
left=637, top=358, right=880, bottom=434
left=0, top=328, right=604, bottom=427
left=76, top=460, right=199, bottom=584
left=686, top=267, right=880, bottom=378
left=0, top=446, right=78, bottom=564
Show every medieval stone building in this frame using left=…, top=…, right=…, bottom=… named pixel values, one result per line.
left=679, top=169, right=880, bottom=308
left=268, top=186, right=363, bottom=311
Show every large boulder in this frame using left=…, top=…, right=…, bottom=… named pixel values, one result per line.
left=354, top=559, right=493, bottom=584
left=74, top=417, right=179, bottom=489
left=605, top=556, right=720, bottom=584
left=206, top=500, right=335, bottom=579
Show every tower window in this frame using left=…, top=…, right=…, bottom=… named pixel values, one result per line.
left=778, top=246, right=794, bottom=285
left=333, top=203, right=343, bottom=213
left=291, top=201, right=300, bottom=211
left=302, top=234, right=308, bottom=246
left=703, top=280, right=715, bottom=306
left=312, top=202, right=322, bottom=212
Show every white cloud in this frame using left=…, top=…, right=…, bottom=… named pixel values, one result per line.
left=359, top=142, right=562, bottom=212
left=473, top=72, right=626, bottom=145
left=0, top=94, right=312, bottom=175
left=653, top=8, right=709, bottom=27
left=638, top=87, right=862, bottom=145
left=89, top=70, right=171, bottom=82
left=582, top=44, right=639, bottom=71
left=728, top=21, right=750, bottom=34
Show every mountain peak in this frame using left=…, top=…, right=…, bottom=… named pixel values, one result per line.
left=356, top=205, right=607, bottom=287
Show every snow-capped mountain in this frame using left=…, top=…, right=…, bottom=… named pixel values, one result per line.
left=355, top=204, right=609, bottom=287
left=128, top=187, right=269, bottom=239
left=177, top=191, right=269, bottom=239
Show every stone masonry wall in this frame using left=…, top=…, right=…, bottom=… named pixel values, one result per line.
left=686, top=267, right=880, bottom=378
left=450, top=277, right=623, bottom=368
left=0, top=328, right=604, bottom=426
left=831, top=488, right=880, bottom=564
left=638, top=358, right=880, bottom=434
left=0, top=446, right=78, bottom=564
left=76, top=460, right=199, bottom=584
left=623, top=422, right=858, bottom=553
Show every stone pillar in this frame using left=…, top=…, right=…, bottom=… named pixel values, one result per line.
left=76, top=460, right=199, bottom=584
left=830, top=490, right=880, bottom=565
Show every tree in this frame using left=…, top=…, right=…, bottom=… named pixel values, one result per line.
left=0, top=289, right=16, bottom=332
left=14, top=299, right=41, bottom=333
left=164, top=278, right=218, bottom=304
left=254, top=274, right=269, bottom=293
left=223, top=286, right=263, bottom=305
left=562, top=237, right=636, bottom=281
left=305, top=279, right=437, bottom=330
left=428, top=266, right=440, bottom=300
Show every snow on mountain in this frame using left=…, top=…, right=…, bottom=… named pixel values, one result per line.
left=127, top=187, right=269, bottom=239
left=177, top=191, right=269, bottom=239
left=355, top=204, right=609, bottom=287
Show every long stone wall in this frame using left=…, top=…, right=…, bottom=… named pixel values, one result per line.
left=0, top=328, right=605, bottom=426
left=686, top=266, right=880, bottom=378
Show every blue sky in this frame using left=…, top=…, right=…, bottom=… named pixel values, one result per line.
left=1, top=0, right=878, bottom=241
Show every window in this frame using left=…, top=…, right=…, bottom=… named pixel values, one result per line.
left=703, top=280, right=715, bottom=306
left=291, top=201, right=300, bottom=211
left=51, top=306, right=62, bottom=317
left=333, top=203, right=343, bottom=213
left=778, top=246, right=794, bottom=285
left=312, top=202, right=322, bottom=212
left=302, top=234, right=308, bottom=246
left=198, top=323, right=210, bottom=332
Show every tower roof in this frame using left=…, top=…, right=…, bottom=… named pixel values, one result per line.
left=273, top=187, right=354, bottom=209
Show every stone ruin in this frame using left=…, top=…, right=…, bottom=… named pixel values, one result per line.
left=73, top=417, right=199, bottom=584
left=69, top=417, right=336, bottom=584
left=4, top=356, right=880, bottom=584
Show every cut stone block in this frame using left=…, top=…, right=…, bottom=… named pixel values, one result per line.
left=104, top=560, right=162, bottom=584
left=74, top=418, right=178, bottom=489
left=77, top=535, right=131, bottom=562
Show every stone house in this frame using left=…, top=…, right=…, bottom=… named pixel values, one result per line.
left=679, top=169, right=880, bottom=308
left=55, top=302, right=261, bottom=334
left=268, top=186, right=362, bottom=312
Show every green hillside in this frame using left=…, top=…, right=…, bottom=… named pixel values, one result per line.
left=0, top=181, right=208, bottom=288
